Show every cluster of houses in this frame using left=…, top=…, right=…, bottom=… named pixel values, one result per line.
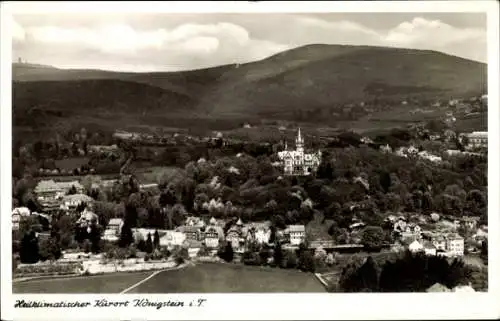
left=388, top=215, right=474, bottom=257
left=33, top=180, right=86, bottom=212
left=101, top=216, right=306, bottom=255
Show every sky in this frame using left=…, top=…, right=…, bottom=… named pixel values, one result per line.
left=11, top=12, right=487, bottom=72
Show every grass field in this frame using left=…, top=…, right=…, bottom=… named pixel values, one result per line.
left=13, top=270, right=153, bottom=294
left=13, top=263, right=326, bottom=294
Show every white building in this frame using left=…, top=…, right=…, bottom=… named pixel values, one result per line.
left=446, top=233, right=465, bottom=257
left=160, top=230, right=186, bottom=248
left=277, top=128, right=321, bottom=176
left=12, top=207, right=31, bottom=230
left=465, top=131, right=487, bottom=150
left=287, top=225, right=306, bottom=246
left=422, top=241, right=437, bottom=256
left=408, top=240, right=423, bottom=253
left=61, top=194, right=93, bottom=210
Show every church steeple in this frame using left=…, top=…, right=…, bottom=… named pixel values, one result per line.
left=296, top=128, right=304, bottom=152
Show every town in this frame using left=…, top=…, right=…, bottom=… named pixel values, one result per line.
left=12, top=94, right=488, bottom=293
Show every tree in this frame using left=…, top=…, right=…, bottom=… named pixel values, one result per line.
left=38, top=236, right=62, bottom=261
left=82, top=239, right=92, bottom=253
left=298, top=249, right=315, bottom=272
left=282, top=250, right=298, bottom=269
left=361, top=226, right=385, bottom=251
left=480, top=240, right=488, bottom=265
left=273, top=241, right=284, bottom=267
left=119, top=223, right=134, bottom=248
left=340, top=256, right=379, bottom=292
left=145, top=233, right=154, bottom=254
left=19, top=231, right=39, bottom=264
left=153, top=230, right=160, bottom=249
left=220, top=242, right=234, bottom=263
left=357, top=256, right=379, bottom=291
left=89, top=223, right=102, bottom=254
left=68, top=185, right=77, bottom=195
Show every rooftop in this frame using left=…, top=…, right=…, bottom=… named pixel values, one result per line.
left=287, top=225, right=305, bottom=232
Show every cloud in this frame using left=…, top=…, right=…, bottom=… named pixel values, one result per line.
left=19, top=21, right=287, bottom=69
left=289, top=16, right=486, bottom=61
left=11, top=15, right=487, bottom=72
left=384, top=17, right=486, bottom=48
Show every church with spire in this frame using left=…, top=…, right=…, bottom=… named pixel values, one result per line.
left=277, top=128, right=322, bottom=176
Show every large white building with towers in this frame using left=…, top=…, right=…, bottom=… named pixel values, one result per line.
left=277, top=128, right=322, bottom=176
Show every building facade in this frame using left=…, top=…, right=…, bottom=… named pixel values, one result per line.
left=465, top=131, right=487, bottom=150
left=446, top=234, right=465, bottom=257
left=277, top=128, right=321, bottom=176
left=287, top=225, right=306, bottom=246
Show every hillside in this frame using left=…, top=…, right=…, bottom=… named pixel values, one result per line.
left=12, top=44, right=487, bottom=129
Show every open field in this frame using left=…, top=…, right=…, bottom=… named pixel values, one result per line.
left=13, top=263, right=326, bottom=293
left=13, top=270, right=153, bottom=294
left=126, top=263, right=325, bottom=293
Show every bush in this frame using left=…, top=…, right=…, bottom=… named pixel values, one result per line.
left=242, top=252, right=261, bottom=266
left=127, top=245, right=137, bottom=258
left=160, top=247, right=171, bottom=259
left=82, top=239, right=92, bottom=253
left=298, top=250, right=316, bottom=272
left=15, top=262, right=82, bottom=276
left=282, top=250, right=298, bottom=269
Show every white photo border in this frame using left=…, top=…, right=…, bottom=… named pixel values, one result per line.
left=1, top=1, right=499, bottom=320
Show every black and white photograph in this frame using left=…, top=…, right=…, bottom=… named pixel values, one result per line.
left=1, top=1, right=499, bottom=320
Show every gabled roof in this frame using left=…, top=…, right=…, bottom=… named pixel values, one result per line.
left=422, top=241, right=436, bottom=249
left=178, top=225, right=200, bottom=233
left=108, top=218, right=124, bottom=226
left=287, top=225, right=305, bottom=232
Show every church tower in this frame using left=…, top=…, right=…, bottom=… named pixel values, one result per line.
left=295, top=128, right=304, bottom=153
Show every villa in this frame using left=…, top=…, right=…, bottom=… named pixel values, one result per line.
left=277, top=128, right=321, bottom=176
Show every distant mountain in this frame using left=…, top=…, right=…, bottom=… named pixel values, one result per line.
left=12, top=44, right=487, bottom=126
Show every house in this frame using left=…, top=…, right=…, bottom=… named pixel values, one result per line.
left=61, top=194, right=93, bottom=210
left=277, top=128, right=321, bottom=176
left=408, top=240, right=423, bottom=253
left=243, top=221, right=272, bottom=244
left=102, top=229, right=119, bottom=242
left=422, top=241, right=437, bottom=256
left=160, top=230, right=186, bottom=248
left=431, top=235, right=447, bottom=251
left=35, top=180, right=84, bottom=198
left=287, top=225, right=306, bottom=246
left=34, top=180, right=85, bottom=211
left=107, top=218, right=124, bottom=234
left=88, top=144, right=119, bottom=156
left=76, top=209, right=98, bottom=229
left=185, top=216, right=206, bottom=228
left=183, top=239, right=203, bottom=257
left=400, top=224, right=422, bottom=242
left=349, top=222, right=366, bottom=232
left=12, top=207, right=30, bottom=230
left=465, top=131, right=487, bottom=150
left=446, top=233, right=465, bottom=257
left=139, top=183, right=159, bottom=192
left=178, top=225, right=201, bottom=241
left=226, top=226, right=243, bottom=249
left=204, top=226, right=223, bottom=249
left=462, top=216, right=480, bottom=230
